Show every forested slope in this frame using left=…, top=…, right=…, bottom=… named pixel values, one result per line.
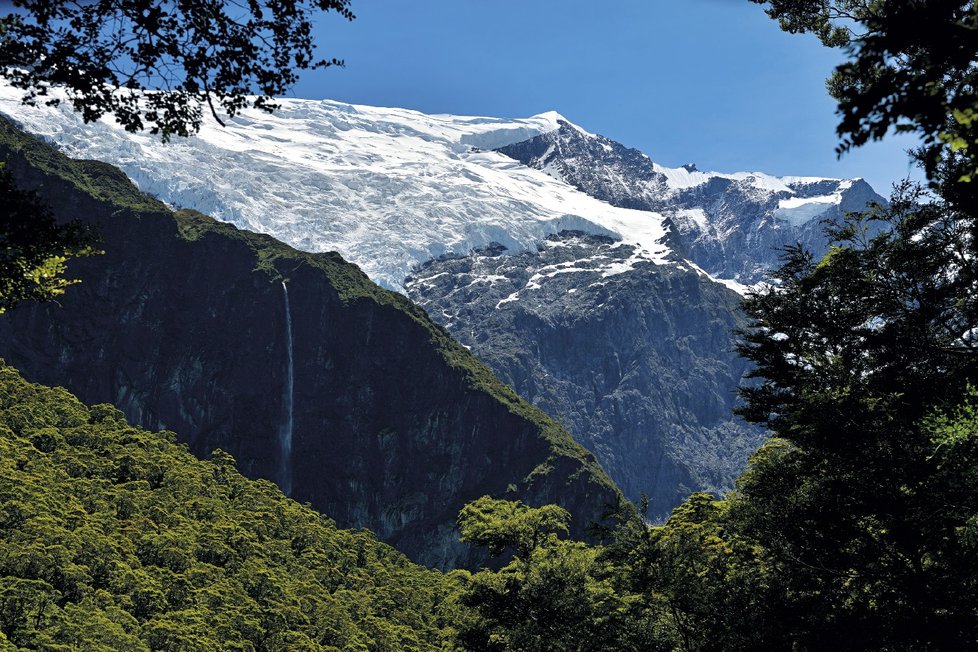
left=0, top=362, right=453, bottom=650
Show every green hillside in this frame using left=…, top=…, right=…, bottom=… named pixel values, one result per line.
left=0, top=362, right=455, bottom=650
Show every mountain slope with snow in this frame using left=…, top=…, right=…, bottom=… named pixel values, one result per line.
left=0, top=87, right=883, bottom=516
left=0, top=85, right=879, bottom=290
left=496, top=121, right=885, bottom=283
left=404, top=232, right=764, bottom=515
left=0, top=87, right=674, bottom=290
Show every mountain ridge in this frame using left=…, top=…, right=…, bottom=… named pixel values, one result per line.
left=0, top=87, right=884, bottom=527
left=496, top=121, right=884, bottom=284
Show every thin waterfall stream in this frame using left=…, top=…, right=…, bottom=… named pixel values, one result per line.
left=280, top=280, right=294, bottom=496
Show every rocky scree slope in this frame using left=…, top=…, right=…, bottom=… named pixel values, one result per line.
left=406, top=232, right=763, bottom=517
left=0, top=117, right=620, bottom=569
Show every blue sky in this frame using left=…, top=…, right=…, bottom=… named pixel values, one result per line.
left=293, top=0, right=919, bottom=194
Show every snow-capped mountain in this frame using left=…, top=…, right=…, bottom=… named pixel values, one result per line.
left=496, top=121, right=884, bottom=283
left=0, top=85, right=883, bottom=514
left=0, top=85, right=879, bottom=291
left=0, top=86, right=672, bottom=290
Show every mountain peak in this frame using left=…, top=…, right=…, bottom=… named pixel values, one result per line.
left=534, top=110, right=597, bottom=139
left=530, top=109, right=567, bottom=126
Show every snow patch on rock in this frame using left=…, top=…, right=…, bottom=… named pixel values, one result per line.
left=774, top=193, right=844, bottom=226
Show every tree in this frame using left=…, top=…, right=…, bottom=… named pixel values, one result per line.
left=608, top=493, right=788, bottom=652
left=0, top=163, right=97, bottom=312
left=727, top=172, right=978, bottom=647
left=751, top=0, right=978, bottom=191
left=455, top=496, right=655, bottom=652
left=0, top=0, right=355, bottom=140
left=704, top=4, right=978, bottom=645
left=0, top=578, right=59, bottom=646
left=458, top=495, right=572, bottom=559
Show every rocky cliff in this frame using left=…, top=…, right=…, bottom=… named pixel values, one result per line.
left=0, top=117, right=621, bottom=568
left=406, top=232, right=765, bottom=519
left=496, top=122, right=884, bottom=284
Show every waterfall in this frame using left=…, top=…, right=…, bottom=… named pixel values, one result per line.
left=280, top=280, right=294, bottom=496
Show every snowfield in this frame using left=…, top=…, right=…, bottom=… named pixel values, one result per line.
left=0, top=87, right=676, bottom=289
left=0, top=85, right=860, bottom=291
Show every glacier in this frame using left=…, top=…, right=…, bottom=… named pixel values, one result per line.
left=0, top=84, right=866, bottom=290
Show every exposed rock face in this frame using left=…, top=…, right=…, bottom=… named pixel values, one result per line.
left=405, top=232, right=765, bottom=519
left=496, top=123, right=884, bottom=284
left=0, top=118, right=620, bottom=568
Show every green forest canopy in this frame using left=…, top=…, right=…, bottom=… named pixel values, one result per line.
left=0, top=361, right=455, bottom=651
